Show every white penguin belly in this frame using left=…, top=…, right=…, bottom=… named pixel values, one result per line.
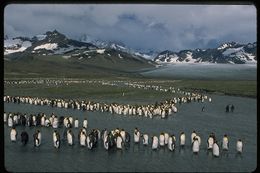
left=213, top=144, right=220, bottom=156
left=192, top=141, right=200, bottom=153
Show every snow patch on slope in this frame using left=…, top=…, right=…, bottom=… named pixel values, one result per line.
left=118, top=54, right=123, bottom=59
left=4, top=39, right=32, bottom=55
left=96, top=49, right=105, bottom=54
left=34, top=43, right=58, bottom=50
left=223, top=47, right=243, bottom=56
left=36, top=34, right=47, bottom=41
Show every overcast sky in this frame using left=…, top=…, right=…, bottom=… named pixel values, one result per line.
left=4, top=4, right=256, bottom=51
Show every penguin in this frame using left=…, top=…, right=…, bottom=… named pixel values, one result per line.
left=45, top=118, right=50, bottom=127
left=83, top=119, right=88, bottom=129
left=74, top=118, right=79, bottom=128
left=213, top=141, right=220, bottom=157
left=134, top=128, right=140, bottom=143
left=196, top=135, right=201, bottom=146
left=21, top=131, right=29, bottom=146
left=4, top=112, right=7, bottom=123
left=53, top=130, right=60, bottom=148
left=236, top=139, right=243, bottom=153
left=67, top=130, right=74, bottom=146
left=207, top=134, right=214, bottom=150
left=37, top=130, right=41, bottom=146
left=164, top=133, right=169, bottom=145
left=10, top=127, right=17, bottom=142
left=168, top=136, right=174, bottom=151
left=86, top=135, right=93, bottom=149
left=120, top=129, right=126, bottom=142
left=52, top=116, right=58, bottom=129
left=8, top=115, right=13, bottom=127
left=230, top=105, right=235, bottom=112
left=80, top=131, right=87, bottom=147
left=222, top=134, right=229, bottom=150
left=125, top=131, right=131, bottom=144
left=226, top=105, right=230, bottom=112
left=180, top=132, right=186, bottom=146
left=142, top=134, right=149, bottom=145
left=69, top=116, right=73, bottom=126
left=41, top=115, right=45, bottom=126
left=191, top=131, right=196, bottom=144
left=101, top=129, right=108, bottom=141
left=33, top=130, right=41, bottom=147
left=116, top=135, right=123, bottom=149
left=192, top=137, right=200, bottom=153
left=159, top=133, right=165, bottom=147
left=103, top=134, right=109, bottom=150
left=151, top=136, right=159, bottom=150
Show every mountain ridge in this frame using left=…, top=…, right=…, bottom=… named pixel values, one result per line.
left=4, top=30, right=257, bottom=64
left=154, top=42, right=256, bottom=64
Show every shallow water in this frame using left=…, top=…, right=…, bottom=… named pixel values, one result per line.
left=4, top=94, right=257, bottom=172
left=141, top=64, right=257, bottom=80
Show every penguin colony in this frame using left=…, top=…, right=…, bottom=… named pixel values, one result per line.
left=4, top=92, right=211, bottom=120
left=6, top=112, right=243, bottom=156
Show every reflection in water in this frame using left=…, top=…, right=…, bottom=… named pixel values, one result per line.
left=133, top=143, right=140, bottom=153
left=222, top=150, right=229, bottom=158
left=235, top=152, right=243, bottom=159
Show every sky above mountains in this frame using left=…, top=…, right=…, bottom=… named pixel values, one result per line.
left=4, top=4, right=256, bottom=52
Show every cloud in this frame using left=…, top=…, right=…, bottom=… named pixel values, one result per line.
left=4, top=4, right=256, bottom=51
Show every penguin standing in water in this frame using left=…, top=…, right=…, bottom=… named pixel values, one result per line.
left=124, top=131, right=131, bottom=149
left=213, top=140, right=220, bottom=157
left=159, top=133, right=165, bottom=147
left=67, top=130, right=74, bottom=146
left=120, top=129, right=126, bottom=142
left=74, top=118, right=79, bottom=128
left=8, top=115, right=13, bottom=127
left=52, top=116, right=58, bottom=129
left=207, top=133, right=215, bottom=150
left=191, top=130, right=197, bottom=144
left=192, top=137, right=200, bottom=154
left=230, top=105, right=235, bottom=113
left=10, top=127, right=17, bottom=142
left=83, top=119, right=88, bottom=129
left=222, top=134, right=229, bottom=150
left=53, top=130, right=60, bottom=148
left=86, top=134, right=94, bottom=149
left=236, top=139, right=243, bottom=153
left=103, top=134, right=109, bottom=150
left=33, top=130, right=41, bottom=147
left=134, top=128, right=141, bottom=144
left=21, top=131, right=29, bottom=146
left=164, top=133, right=169, bottom=145
left=180, top=132, right=186, bottom=147
left=4, top=112, right=7, bottom=123
left=226, top=105, right=230, bottom=113
left=142, top=134, right=149, bottom=146
left=168, top=135, right=176, bottom=151
left=79, top=131, right=87, bottom=147
left=151, top=135, right=159, bottom=150
left=116, top=134, right=123, bottom=149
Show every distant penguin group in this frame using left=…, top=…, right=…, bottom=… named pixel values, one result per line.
left=226, top=104, right=235, bottom=113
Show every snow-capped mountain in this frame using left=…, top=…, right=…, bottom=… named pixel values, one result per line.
left=78, top=34, right=157, bottom=60
left=4, top=31, right=256, bottom=64
left=4, top=30, right=97, bottom=56
left=154, top=42, right=257, bottom=64
left=4, top=30, right=155, bottom=69
left=4, top=37, right=32, bottom=55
